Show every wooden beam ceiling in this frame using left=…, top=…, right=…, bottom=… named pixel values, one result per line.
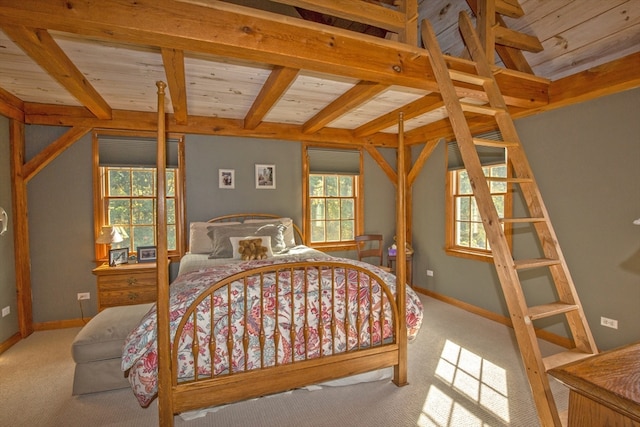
left=0, top=0, right=548, bottom=109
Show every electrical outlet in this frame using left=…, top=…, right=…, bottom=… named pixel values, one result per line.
left=2, top=306, right=9, bottom=317
left=77, top=292, right=90, bottom=301
left=600, top=316, right=618, bottom=329
left=426, top=269, right=434, bottom=277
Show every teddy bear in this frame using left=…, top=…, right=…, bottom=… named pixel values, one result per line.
left=237, top=238, right=269, bottom=261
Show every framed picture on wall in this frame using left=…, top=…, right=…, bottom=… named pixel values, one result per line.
left=255, top=164, right=275, bottom=189
left=219, top=169, right=235, bottom=189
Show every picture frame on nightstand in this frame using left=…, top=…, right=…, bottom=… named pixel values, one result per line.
left=109, top=247, right=129, bottom=266
left=137, top=246, right=157, bottom=263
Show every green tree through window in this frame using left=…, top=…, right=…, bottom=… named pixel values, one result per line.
left=309, top=174, right=356, bottom=243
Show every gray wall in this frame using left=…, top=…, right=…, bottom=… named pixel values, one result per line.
left=412, top=87, right=640, bottom=351
left=0, top=115, right=18, bottom=341
left=1, top=87, right=638, bottom=352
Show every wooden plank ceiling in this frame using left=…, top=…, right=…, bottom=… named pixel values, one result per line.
left=0, top=0, right=638, bottom=146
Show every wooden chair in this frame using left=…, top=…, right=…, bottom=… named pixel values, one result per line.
left=355, top=234, right=391, bottom=271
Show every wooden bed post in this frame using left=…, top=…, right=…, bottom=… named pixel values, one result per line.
left=155, top=81, right=174, bottom=426
left=393, top=112, right=408, bottom=386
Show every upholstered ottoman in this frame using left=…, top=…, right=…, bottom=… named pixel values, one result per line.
left=71, top=303, right=153, bottom=395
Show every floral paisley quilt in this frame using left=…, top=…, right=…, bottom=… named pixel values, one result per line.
left=121, top=255, right=424, bottom=407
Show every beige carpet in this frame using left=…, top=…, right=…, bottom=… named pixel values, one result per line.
left=0, top=295, right=568, bottom=426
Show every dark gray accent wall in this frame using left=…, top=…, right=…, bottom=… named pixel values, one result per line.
left=412, top=87, right=640, bottom=351
left=0, top=115, right=18, bottom=341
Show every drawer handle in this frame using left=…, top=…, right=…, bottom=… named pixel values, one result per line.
left=128, top=292, right=139, bottom=301
left=127, top=277, right=138, bottom=285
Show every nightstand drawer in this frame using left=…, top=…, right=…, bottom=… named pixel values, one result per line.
left=92, top=262, right=160, bottom=311
left=99, top=287, right=157, bottom=308
left=97, top=271, right=156, bottom=290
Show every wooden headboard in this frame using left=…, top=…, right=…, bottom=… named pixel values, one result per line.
left=208, top=213, right=303, bottom=244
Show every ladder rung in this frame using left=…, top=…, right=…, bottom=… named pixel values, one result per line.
left=448, top=69, right=491, bottom=86
left=500, top=217, right=546, bottom=224
left=528, top=302, right=579, bottom=320
left=514, top=258, right=561, bottom=270
left=472, top=137, right=518, bottom=147
left=486, top=177, right=534, bottom=183
left=460, top=103, right=504, bottom=116
left=543, top=349, right=595, bottom=372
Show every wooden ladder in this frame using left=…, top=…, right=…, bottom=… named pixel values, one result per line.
left=422, top=12, right=598, bottom=427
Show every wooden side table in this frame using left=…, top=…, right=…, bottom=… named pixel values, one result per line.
left=548, top=342, right=640, bottom=426
left=387, top=251, right=414, bottom=287
left=92, top=262, right=158, bottom=311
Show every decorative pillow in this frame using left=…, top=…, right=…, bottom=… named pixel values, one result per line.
left=230, top=236, right=274, bottom=260
left=244, top=217, right=296, bottom=247
left=207, top=223, right=286, bottom=258
left=189, top=221, right=241, bottom=254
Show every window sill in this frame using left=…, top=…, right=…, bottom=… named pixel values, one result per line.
left=445, top=247, right=494, bottom=263
left=308, top=242, right=357, bottom=252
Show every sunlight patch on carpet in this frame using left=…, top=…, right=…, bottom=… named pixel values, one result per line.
left=418, top=339, right=510, bottom=425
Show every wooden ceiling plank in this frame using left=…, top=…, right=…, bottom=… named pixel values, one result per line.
left=23, top=126, right=92, bottom=182
left=353, top=93, right=443, bottom=137
left=0, top=0, right=547, bottom=108
left=161, top=48, right=188, bottom=125
left=302, top=81, right=388, bottom=134
left=1, top=25, right=112, bottom=119
left=245, top=66, right=299, bottom=130
left=269, top=0, right=406, bottom=32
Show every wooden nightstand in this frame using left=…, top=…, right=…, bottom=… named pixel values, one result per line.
left=92, top=262, right=158, bottom=311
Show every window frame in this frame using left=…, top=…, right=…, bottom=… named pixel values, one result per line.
left=303, top=144, right=364, bottom=251
left=93, top=130, right=186, bottom=263
left=445, top=161, right=513, bottom=262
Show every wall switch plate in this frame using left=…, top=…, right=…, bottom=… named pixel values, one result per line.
left=426, top=270, right=434, bottom=277
left=77, top=292, right=90, bottom=301
left=600, top=316, right=618, bottom=329
left=1, top=306, right=9, bottom=317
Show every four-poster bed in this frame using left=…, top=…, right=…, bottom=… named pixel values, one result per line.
left=126, top=82, right=417, bottom=424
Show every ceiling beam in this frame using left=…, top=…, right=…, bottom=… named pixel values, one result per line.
left=245, top=66, right=299, bottom=130
left=302, top=81, right=388, bottom=134
left=22, top=126, right=92, bottom=182
left=0, top=86, right=24, bottom=121
left=0, top=0, right=548, bottom=108
left=161, top=48, right=188, bottom=125
left=22, top=102, right=399, bottom=146
left=1, top=25, right=112, bottom=119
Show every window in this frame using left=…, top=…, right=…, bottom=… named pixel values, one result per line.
left=309, top=174, right=357, bottom=243
left=93, top=132, right=185, bottom=261
left=304, top=146, right=363, bottom=249
left=445, top=133, right=511, bottom=261
left=101, top=166, right=177, bottom=251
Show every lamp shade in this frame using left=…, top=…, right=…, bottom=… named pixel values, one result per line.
left=96, top=225, right=124, bottom=244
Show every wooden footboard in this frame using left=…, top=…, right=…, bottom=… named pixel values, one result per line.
left=169, top=261, right=400, bottom=414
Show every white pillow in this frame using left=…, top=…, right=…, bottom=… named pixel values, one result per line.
left=244, top=217, right=296, bottom=247
left=229, top=236, right=274, bottom=260
left=189, top=221, right=241, bottom=254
